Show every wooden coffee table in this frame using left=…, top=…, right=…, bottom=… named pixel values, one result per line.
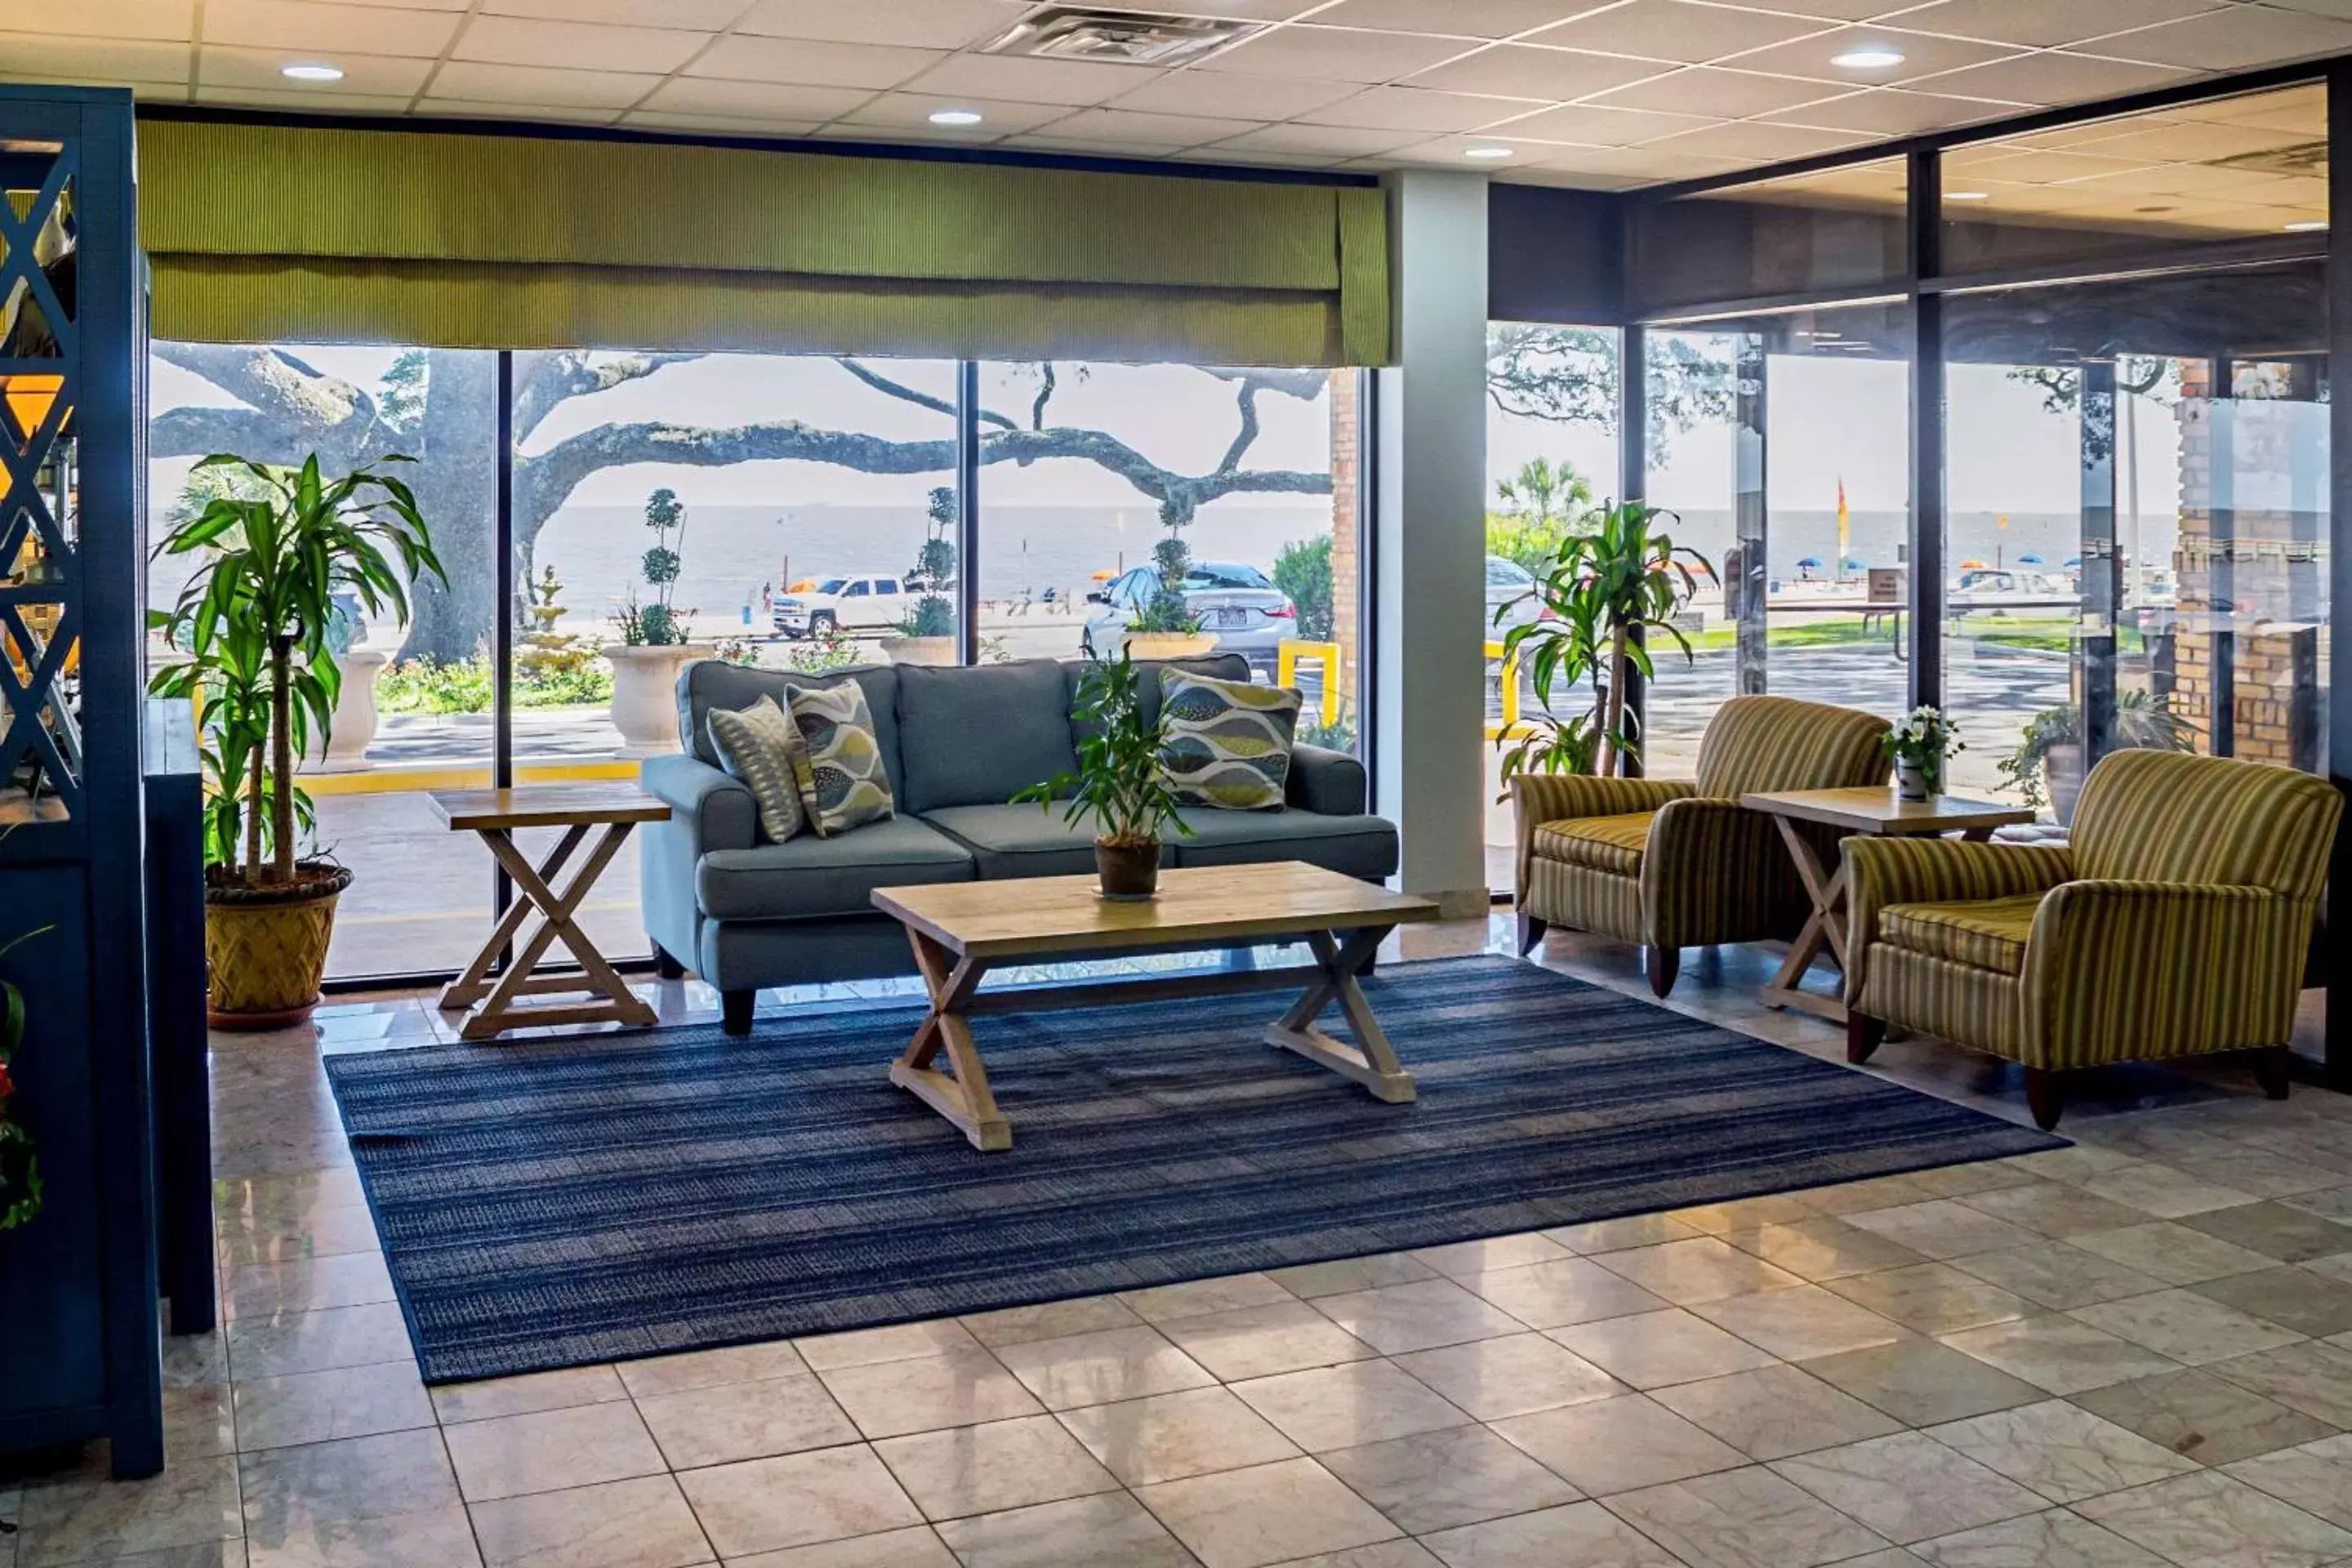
left=871, top=861, right=1440, bottom=1151
left=431, top=784, right=669, bottom=1040
left=1740, top=786, right=2035, bottom=1022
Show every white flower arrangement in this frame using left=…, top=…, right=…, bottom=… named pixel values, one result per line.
left=1886, top=705, right=1962, bottom=777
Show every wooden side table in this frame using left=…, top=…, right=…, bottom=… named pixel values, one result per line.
left=430, top=784, right=670, bottom=1040
left=1739, top=786, right=2035, bottom=1023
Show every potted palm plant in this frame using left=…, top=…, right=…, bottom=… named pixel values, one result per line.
left=1012, top=649, right=1191, bottom=898
left=148, top=453, right=443, bottom=1028
left=1494, top=500, right=1713, bottom=785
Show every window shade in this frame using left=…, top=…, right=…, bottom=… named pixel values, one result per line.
left=136, top=119, right=1392, bottom=367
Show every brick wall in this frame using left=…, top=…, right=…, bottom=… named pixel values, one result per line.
left=1329, top=368, right=1361, bottom=719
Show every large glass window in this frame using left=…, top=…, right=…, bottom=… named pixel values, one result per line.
left=1629, top=158, right=1908, bottom=314
left=1942, top=264, right=2328, bottom=817
left=1641, top=304, right=1913, bottom=773
left=973, top=361, right=1360, bottom=751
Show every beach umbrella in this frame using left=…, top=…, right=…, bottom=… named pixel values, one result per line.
left=1842, top=556, right=1866, bottom=571
left=2064, top=556, right=2082, bottom=567
left=2019, top=552, right=2045, bottom=564
left=1960, top=559, right=1989, bottom=569
left=1089, top=568, right=1116, bottom=581
left=1797, top=555, right=1823, bottom=568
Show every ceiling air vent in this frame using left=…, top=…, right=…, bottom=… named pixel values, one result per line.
left=982, top=7, right=1260, bottom=66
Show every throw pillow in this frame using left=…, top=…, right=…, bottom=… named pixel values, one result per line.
left=1159, top=670, right=1302, bottom=811
left=783, top=679, right=897, bottom=836
left=706, top=694, right=806, bottom=844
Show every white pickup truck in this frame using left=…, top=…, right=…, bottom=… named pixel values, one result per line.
left=772, top=574, right=913, bottom=637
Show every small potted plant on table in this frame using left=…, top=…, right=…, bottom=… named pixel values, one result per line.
left=1013, top=650, right=1190, bottom=899
left=1887, top=705, right=1962, bottom=800
left=148, top=452, right=444, bottom=1027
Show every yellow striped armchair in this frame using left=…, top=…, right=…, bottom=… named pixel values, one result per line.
left=1512, top=695, right=1891, bottom=997
left=1846, top=749, right=2341, bottom=1129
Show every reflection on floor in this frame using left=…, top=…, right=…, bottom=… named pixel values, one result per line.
left=7, top=920, right=2349, bottom=1568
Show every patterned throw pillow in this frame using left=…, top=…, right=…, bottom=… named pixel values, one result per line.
left=1160, top=670, right=1303, bottom=811
left=706, top=694, right=806, bottom=844
left=783, top=679, right=896, bottom=836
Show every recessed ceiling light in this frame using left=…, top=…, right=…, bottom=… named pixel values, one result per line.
left=1946, top=189, right=1989, bottom=201
left=927, top=108, right=984, bottom=126
left=1463, top=145, right=1514, bottom=160
left=279, top=61, right=344, bottom=81
left=1830, top=47, right=1904, bottom=69
left=2285, top=219, right=2328, bottom=231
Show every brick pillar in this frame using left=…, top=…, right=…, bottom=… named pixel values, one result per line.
left=1328, top=368, right=1361, bottom=726
left=2173, top=361, right=2214, bottom=753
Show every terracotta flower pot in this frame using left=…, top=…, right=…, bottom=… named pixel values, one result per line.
left=1094, top=838, right=1161, bottom=901
left=879, top=635, right=956, bottom=666
left=1124, top=631, right=1218, bottom=660
left=603, top=643, right=715, bottom=758
left=205, top=862, right=355, bottom=1029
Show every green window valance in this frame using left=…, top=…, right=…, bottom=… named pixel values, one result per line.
left=136, top=118, right=1392, bottom=367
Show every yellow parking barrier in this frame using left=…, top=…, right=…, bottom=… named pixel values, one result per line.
left=300, top=758, right=641, bottom=795
left=1485, top=639, right=1534, bottom=742
left=1276, top=638, right=1343, bottom=729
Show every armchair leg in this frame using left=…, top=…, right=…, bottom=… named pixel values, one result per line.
left=1516, top=913, right=1548, bottom=956
left=2022, top=1067, right=2067, bottom=1132
left=1846, top=1012, right=1886, bottom=1065
left=721, top=989, right=755, bottom=1037
left=1646, top=945, right=1680, bottom=1000
left=652, top=942, right=687, bottom=981
left=2252, top=1045, right=2292, bottom=1102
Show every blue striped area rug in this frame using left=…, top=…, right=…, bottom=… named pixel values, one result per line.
left=324, top=955, right=2060, bottom=1383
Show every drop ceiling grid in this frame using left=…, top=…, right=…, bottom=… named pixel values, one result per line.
left=0, top=0, right=2344, bottom=188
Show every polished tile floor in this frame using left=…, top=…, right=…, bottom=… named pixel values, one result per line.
left=7, top=919, right=2352, bottom=1568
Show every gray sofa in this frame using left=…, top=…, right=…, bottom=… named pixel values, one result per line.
left=639, top=653, right=1400, bottom=1034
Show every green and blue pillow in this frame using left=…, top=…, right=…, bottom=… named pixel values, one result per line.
left=1160, top=670, right=1301, bottom=812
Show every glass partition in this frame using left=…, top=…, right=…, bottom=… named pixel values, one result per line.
left=1629, top=158, right=1908, bottom=314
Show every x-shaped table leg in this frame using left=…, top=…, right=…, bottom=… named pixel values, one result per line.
left=1266, top=925, right=1415, bottom=1102
left=890, top=930, right=1009, bottom=1152
left=440, top=821, right=657, bottom=1040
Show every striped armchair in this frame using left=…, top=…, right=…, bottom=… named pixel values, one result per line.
left=1513, top=695, right=1891, bottom=997
left=1846, top=750, right=2341, bottom=1129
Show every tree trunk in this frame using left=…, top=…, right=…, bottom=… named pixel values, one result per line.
left=1601, top=621, right=1631, bottom=777
left=396, top=352, right=501, bottom=664
left=271, top=638, right=296, bottom=883
left=243, top=737, right=265, bottom=878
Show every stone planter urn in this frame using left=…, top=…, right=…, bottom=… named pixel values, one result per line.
left=1125, top=631, right=1218, bottom=660
left=604, top=643, right=714, bottom=758
left=305, top=648, right=387, bottom=773
left=879, top=635, right=956, bottom=666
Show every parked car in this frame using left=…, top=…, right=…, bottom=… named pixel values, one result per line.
left=773, top=574, right=909, bottom=637
left=1947, top=568, right=2076, bottom=615
left=1487, top=555, right=1540, bottom=634
left=1082, top=560, right=1295, bottom=669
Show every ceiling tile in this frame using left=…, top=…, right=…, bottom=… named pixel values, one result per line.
left=2079, top=116, right=2317, bottom=163
left=1945, top=145, right=2155, bottom=180
left=2091, top=4, right=2352, bottom=67
left=199, top=44, right=431, bottom=92
left=1717, top=24, right=2024, bottom=83
left=201, top=0, right=460, bottom=57
left=1885, top=0, right=2225, bottom=49
left=1084, top=0, right=1334, bottom=19
left=1300, top=83, right=1542, bottom=131
left=1207, top=121, right=1425, bottom=155
left=683, top=37, right=942, bottom=89
left=1311, top=0, right=1611, bottom=40
left=424, top=59, right=664, bottom=107
left=191, top=85, right=415, bottom=111
left=840, top=93, right=1076, bottom=133
left=0, top=33, right=192, bottom=81
left=1527, top=141, right=1752, bottom=177
left=1404, top=43, right=1671, bottom=98
left=1528, top=1, right=1835, bottom=64
left=899, top=51, right=1155, bottom=105
left=1483, top=100, right=1713, bottom=143
left=1107, top=69, right=1361, bottom=118
left=412, top=98, right=621, bottom=123
left=617, top=110, right=826, bottom=136
left=449, top=15, right=710, bottom=74
left=1032, top=106, right=1259, bottom=145
left=635, top=76, right=874, bottom=118
left=735, top=0, right=1027, bottom=48
left=287, top=0, right=468, bottom=9
left=1643, top=118, right=1878, bottom=156
left=2060, top=160, right=2287, bottom=196
left=1196, top=23, right=1475, bottom=82
left=1765, top=86, right=2021, bottom=132
left=488, top=0, right=751, bottom=25
left=1593, top=65, right=1851, bottom=115
left=23, top=0, right=194, bottom=42
left=2265, top=0, right=2352, bottom=16
left=1917, top=51, right=2193, bottom=104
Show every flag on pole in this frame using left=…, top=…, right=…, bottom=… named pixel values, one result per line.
left=1836, top=476, right=1850, bottom=575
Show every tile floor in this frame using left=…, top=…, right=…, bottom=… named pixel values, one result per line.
left=6, top=919, right=2351, bottom=1568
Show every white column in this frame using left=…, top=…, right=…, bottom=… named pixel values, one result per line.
left=1374, top=169, right=1490, bottom=918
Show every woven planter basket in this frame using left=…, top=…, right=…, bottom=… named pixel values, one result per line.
left=205, top=863, right=354, bottom=1029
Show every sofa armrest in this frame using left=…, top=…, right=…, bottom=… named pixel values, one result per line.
left=1288, top=743, right=1368, bottom=816
left=1846, top=837, right=2073, bottom=1004
left=1512, top=774, right=1699, bottom=896
left=2023, top=880, right=2296, bottom=1066
left=639, top=753, right=758, bottom=856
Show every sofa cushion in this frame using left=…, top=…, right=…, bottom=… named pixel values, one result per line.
left=706, top=694, right=806, bottom=844
left=893, top=659, right=1079, bottom=815
left=1878, top=893, right=2043, bottom=975
left=1169, top=807, right=1398, bottom=881
left=679, top=659, right=901, bottom=794
left=1160, top=669, right=1302, bottom=811
left=923, top=803, right=1170, bottom=880
left=695, top=814, right=972, bottom=920
left=784, top=678, right=896, bottom=837
left=1532, top=813, right=1655, bottom=878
